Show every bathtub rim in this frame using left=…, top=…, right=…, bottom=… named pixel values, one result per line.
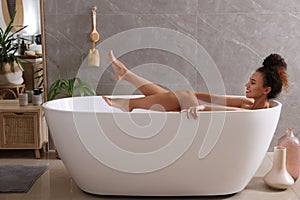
left=42, top=95, right=282, bottom=114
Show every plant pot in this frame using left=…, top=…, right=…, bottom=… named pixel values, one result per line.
left=0, top=61, right=24, bottom=85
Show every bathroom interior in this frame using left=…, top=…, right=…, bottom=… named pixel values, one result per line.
left=1, top=0, right=300, bottom=199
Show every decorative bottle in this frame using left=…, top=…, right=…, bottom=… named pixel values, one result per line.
left=20, top=39, right=27, bottom=55
left=32, top=88, right=42, bottom=105
left=277, top=128, right=300, bottom=181
left=263, top=146, right=294, bottom=189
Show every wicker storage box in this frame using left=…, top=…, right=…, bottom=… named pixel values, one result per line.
left=0, top=112, right=38, bottom=148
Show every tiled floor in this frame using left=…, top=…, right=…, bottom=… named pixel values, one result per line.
left=0, top=150, right=299, bottom=200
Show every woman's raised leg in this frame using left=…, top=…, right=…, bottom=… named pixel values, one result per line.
left=103, top=90, right=199, bottom=112
left=109, top=50, right=168, bottom=96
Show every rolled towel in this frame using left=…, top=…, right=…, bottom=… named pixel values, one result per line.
left=24, top=51, right=36, bottom=56
left=35, top=51, right=42, bottom=56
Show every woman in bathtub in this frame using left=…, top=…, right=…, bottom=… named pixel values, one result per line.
left=103, top=50, right=288, bottom=118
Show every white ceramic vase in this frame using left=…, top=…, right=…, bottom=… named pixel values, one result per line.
left=263, top=146, right=294, bottom=189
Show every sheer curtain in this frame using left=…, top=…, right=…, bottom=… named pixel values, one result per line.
left=22, top=0, right=40, bottom=35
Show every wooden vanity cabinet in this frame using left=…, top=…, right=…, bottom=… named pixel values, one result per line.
left=0, top=100, right=48, bottom=158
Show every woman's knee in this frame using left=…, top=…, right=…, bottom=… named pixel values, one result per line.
left=175, top=90, right=191, bottom=95
left=174, top=90, right=199, bottom=109
left=175, top=90, right=196, bottom=99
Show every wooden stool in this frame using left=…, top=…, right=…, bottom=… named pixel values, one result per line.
left=0, top=84, right=25, bottom=99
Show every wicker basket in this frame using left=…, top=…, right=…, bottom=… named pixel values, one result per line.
left=1, top=112, right=38, bottom=148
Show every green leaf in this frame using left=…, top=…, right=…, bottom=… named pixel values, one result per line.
left=0, top=11, right=27, bottom=71
left=47, top=77, right=96, bottom=100
left=7, top=25, right=27, bottom=40
left=47, top=80, right=63, bottom=100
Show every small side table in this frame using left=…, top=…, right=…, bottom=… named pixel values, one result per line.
left=0, top=84, right=26, bottom=99
left=0, top=100, right=48, bottom=158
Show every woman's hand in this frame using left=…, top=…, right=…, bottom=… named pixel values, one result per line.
left=181, top=105, right=206, bottom=119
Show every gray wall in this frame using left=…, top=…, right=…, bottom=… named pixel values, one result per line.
left=44, top=0, right=300, bottom=150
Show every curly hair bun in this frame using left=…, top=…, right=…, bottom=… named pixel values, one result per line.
left=261, top=53, right=289, bottom=93
left=262, top=53, right=287, bottom=70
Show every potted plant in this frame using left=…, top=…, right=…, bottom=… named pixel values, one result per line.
left=0, top=12, right=27, bottom=85
left=47, top=77, right=96, bottom=100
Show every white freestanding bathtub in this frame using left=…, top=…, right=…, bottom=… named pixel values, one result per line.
left=43, top=95, right=282, bottom=196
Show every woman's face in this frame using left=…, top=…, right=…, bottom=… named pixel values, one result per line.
left=245, top=71, right=270, bottom=99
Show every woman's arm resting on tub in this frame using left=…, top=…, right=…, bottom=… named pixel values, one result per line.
left=181, top=104, right=244, bottom=119
left=194, top=92, right=251, bottom=107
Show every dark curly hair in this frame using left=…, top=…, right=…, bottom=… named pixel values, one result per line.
left=256, top=53, right=288, bottom=99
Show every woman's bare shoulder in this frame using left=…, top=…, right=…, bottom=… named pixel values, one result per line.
left=240, top=97, right=254, bottom=109
left=225, top=96, right=253, bottom=108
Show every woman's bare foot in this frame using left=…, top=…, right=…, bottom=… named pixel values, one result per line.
left=102, top=96, right=131, bottom=112
left=109, top=50, right=128, bottom=80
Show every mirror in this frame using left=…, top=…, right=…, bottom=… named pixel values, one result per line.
left=0, top=0, right=47, bottom=101
left=0, top=0, right=24, bottom=32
